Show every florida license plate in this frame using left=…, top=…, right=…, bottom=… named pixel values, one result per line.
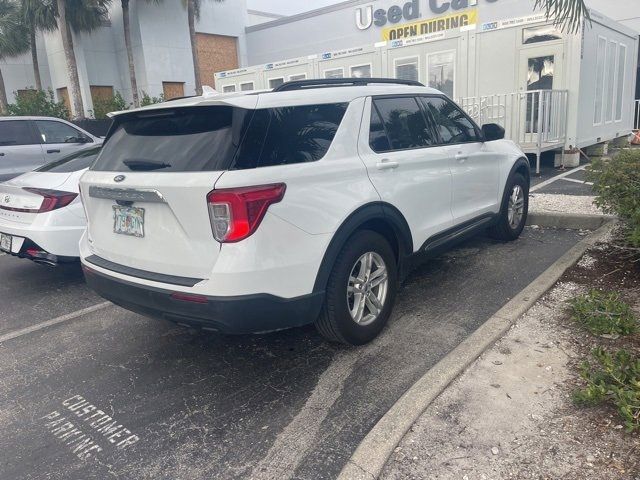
left=0, top=233, right=11, bottom=252
left=113, top=206, right=145, bottom=238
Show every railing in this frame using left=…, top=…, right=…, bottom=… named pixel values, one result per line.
left=459, top=90, right=569, bottom=174
left=634, top=99, right=640, bottom=130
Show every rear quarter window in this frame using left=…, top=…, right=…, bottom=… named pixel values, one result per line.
left=231, top=103, right=348, bottom=170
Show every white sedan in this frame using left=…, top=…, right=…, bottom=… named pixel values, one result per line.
left=0, top=146, right=100, bottom=266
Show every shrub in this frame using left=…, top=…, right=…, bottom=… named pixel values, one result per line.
left=573, top=347, right=640, bottom=432
left=92, top=91, right=129, bottom=119
left=570, top=290, right=637, bottom=336
left=6, top=88, right=69, bottom=119
left=140, top=91, right=165, bottom=106
left=587, top=150, right=640, bottom=247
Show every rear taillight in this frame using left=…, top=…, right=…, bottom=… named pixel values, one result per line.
left=0, top=188, right=78, bottom=213
left=207, top=183, right=286, bottom=243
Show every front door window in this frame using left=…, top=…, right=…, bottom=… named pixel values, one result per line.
left=526, top=55, right=555, bottom=133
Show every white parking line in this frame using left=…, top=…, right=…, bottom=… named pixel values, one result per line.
left=530, top=165, right=587, bottom=193
left=561, top=177, right=594, bottom=186
left=0, top=302, right=111, bottom=343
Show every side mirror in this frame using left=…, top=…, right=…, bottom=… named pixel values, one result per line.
left=481, top=123, right=505, bottom=142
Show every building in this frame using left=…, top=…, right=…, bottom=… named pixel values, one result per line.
left=0, top=0, right=248, bottom=117
left=214, top=0, right=639, bottom=172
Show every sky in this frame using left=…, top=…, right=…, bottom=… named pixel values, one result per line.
left=247, top=0, right=343, bottom=16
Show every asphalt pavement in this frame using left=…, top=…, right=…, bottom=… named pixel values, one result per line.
left=0, top=227, right=584, bottom=480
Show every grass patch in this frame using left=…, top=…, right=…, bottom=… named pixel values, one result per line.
left=569, top=290, right=637, bottom=336
left=573, top=347, right=640, bottom=432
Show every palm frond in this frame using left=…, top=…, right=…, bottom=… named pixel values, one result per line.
left=21, top=0, right=57, bottom=32
left=534, top=0, right=591, bottom=34
left=0, top=0, right=29, bottom=60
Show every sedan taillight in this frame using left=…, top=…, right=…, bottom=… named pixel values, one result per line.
left=8, top=188, right=78, bottom=213
left=207, top=184, right=286, bottom=243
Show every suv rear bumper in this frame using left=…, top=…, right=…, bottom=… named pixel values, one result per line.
left=82, top=264, right=324, bottom=334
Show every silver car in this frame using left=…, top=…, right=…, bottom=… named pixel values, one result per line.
left=0, top=116, right=102, bottom=182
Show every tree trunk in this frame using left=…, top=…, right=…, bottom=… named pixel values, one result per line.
left=30, top=27, right=42, bottom=91
left=122, top=0, right=139, bottom=107
left=187, top=0, right=201, bottom=96
left=0, top=67, right=8, bottom=115
left=57, top=0, right=84, bottom=118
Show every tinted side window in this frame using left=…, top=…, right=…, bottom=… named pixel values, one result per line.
left=0, top=121, right=36, bottom=146
left=231, top=103, right=348, bottom=169
left=373, top=97, right=436, bottom=151
left=369, top=106, right=391, bottom=152
left=35, top=120, right=84, bottom=144
left=421, top=97, right=480, bottom=144
left=36, top=146, right=101, bottom=173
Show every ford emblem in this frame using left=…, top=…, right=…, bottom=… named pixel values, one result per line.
left=114, top=175, right=126, bottom=183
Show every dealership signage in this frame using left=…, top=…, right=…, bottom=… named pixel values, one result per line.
left=356, top=0, right=497, bottom=39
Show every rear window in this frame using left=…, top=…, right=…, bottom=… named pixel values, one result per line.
left=36, top=146, right=101, bottom=173
left=92, top=103, right=348, bottom=173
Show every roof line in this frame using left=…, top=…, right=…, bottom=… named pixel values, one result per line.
left=246, top=9, right=286, bottom=19
left=245, top=0, right=376, bottom=32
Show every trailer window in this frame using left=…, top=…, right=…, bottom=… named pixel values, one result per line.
left=615, top=44, right=627, bottom=122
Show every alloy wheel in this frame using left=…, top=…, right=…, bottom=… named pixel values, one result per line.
left=346, top=251, right=389, bottom=326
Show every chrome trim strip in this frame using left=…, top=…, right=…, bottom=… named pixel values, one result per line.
left=88, top=186, right=166, bottom=203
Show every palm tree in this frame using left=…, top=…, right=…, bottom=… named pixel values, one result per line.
left=535, top=0, right=590, bottom=33
left=121, top=0, right=140, bottom=107
left=183, top=0, right=222, bottom=96
left=21, top=0, right=56, bottom=91
left=0, top=0, right=29, bottom=114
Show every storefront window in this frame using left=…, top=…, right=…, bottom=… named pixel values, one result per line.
left=523, top=25, right=562, bottom=44
left=594, top=37, right=606, bottom=124
left=615, top=44, right=627, bottom=121
left=351, top=64, right=372, bottom=78
left=324, top=68, right=344, bottom=79
left=395, top=57, right=419, bottom=82
left=427, top=51, right=455, bottom=98
left=604, top=40, right=616, bottom=123
left=269, top=77, right=285, bottom=89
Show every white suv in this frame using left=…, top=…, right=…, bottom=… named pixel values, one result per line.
left=79, top=79, right=529, bottom=345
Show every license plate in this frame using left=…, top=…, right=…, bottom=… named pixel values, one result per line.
left=113, top=206, right=145, bottom=238
left=0, top=233, right=12, bottom=252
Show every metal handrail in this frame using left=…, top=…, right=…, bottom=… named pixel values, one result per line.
left=459, top=89, right=569, bottom=174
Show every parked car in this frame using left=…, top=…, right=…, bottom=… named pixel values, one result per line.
left=0, top=116, right=101, bottom=182
left=0, top=145, right=101, bottom=265
left=79, top=78, right=530, bottom=345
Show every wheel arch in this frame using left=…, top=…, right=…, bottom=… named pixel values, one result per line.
left=312, top=202, right=413, bottom=294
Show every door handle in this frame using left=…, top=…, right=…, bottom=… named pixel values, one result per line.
left=47, top=149, right=60, bottom=154
left=376, top=159, right=399, bottom=171
left=0, top=153, right=4, bottom=156
left=454, top=153, right=468, bottom=162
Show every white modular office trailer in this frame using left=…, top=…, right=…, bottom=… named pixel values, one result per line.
left=215, top=5, right=638, bottom=172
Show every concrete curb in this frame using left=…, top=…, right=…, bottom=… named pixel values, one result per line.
left=527, top=212, right=614, bottom=231
left=337, top=220, right=618, bottom=480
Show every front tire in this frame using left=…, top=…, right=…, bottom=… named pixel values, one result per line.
left=315, top=230, right=398, bottom=345
left=489, top=172, right=529, bottom=241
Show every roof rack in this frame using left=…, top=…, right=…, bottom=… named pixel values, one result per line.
left=272, top=77, right=424, bottom=92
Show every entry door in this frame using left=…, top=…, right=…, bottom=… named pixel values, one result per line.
left=518, top=44, right=564, bottom=136
left=358, top=96, right=453, bottom=250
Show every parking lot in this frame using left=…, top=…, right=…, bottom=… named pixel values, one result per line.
left=0, top=226, right=585, bottom=480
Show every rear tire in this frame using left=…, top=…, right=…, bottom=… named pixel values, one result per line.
left=315, top=230, right=398, bottom=345
left=489, top=173, right=529, bottom=241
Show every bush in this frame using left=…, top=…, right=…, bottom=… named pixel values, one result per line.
left=140, top=91, right=165, bottom=106
left=573, top=347, right=640, bottom=432
left=6, top=89, right=69, bottom=119
left=92, top=91, right=129, bottom=119
left=587, top=150, right=640, bottom=247
left=570, top=289, right=637, bottom=336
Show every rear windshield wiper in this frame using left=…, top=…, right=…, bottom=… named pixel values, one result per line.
left=122, top=159, right=172, bottom=171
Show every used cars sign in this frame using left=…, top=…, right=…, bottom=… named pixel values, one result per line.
left=355, top=0, right=497, bottom=32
